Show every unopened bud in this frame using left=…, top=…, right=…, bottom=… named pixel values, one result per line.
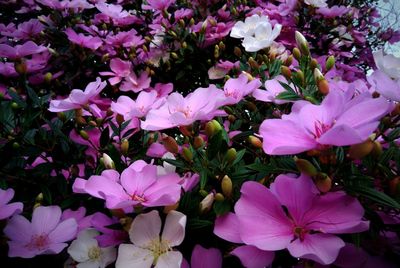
left=248, top=135, right=263, bottom=149
left=200, top=20, right=208, bottom=33
left=193, top=136, right=204, bottom=149
left=317, top=79, right=330, bottom=95
left=325, top=56, right=335, bottom=71
left=294, top=70, right=305, bottom=86
left=181, top=41, right=187, bottom=49
left=102, top=153, right=115, bottom=169
left=218, top=41, right=225, bottom=51
left=179, top=125, right=192, bottom=137
left=189, top=18, right=195, bottom=26
left=205, top=120, right=222, bottom=137
left=76, top=116, right=86, bottom=125
left=199, top=193, right=214, bottom=214
left=44, top=72, right=52, bottom=84
left=295, top=31, right=310, bottom=56
left=225, top=148, right=237, bottom=164
left=348, top=139, right=374, bottom=159
left=119, top=217, right=133, bottom=232
left=314, top=173, right=332, bottom=193
left=234, top=46, right=242, bottom=57
left=14, top=61, right=27, bottom=75
left=310, top=58, right=318, bottom=70
left=215, top=193, right=225, bottom=202
left=313, top=68, right=324, bottom=81
left=121, top=139, right=129, bottom=155
left=171, top=52, right=179, bottom=59
left=221, top=175, right=233, bottom=198
left=248, top=57, right=259, bottom=69
left=57, top=112, right=66, bottom=122
left=162, top=135, right=179, bottom=154
left=284, top=55, right=293, bottom=66
left=182, top=147, right=193, bottom=162
left=295, top=158, right=318, bottom=176
left=293, top=47, right=301, bottom=60
left=228, top=115, right=236, bottom=123
left=88, top=120, right=97, bottom=127
left=179, top=19, right=185, bottom=28
left=116, top=114, right=124, bottom=125
left=79, top=130, right=89, bottom=140
left=281, top=66, right=292, bottom=79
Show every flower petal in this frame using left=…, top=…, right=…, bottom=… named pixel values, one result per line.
left=116, top=244, right=153, bottom=268
left=231, top=245, right=275, bottom=268
left=155, top=251, right=182, bottom=268
left=32, top=206, right=62, bottom=234
left=161, top=210, right=186, bottom=247
left=129, top=210, right=161, bottom=247
left=214, top=212, right=242, bottom=243
left=191, top=245, right=222, bottom=268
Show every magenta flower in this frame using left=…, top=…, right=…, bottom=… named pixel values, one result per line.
left=105, top=30, right=144, bottom=48
left=253, top=75, right=291, bottom=104
left=187, top=244, right=222, bottom=268
left=120, top=70, right=151, bottom=92
left=65, top=28, right=103, bottom=50
left=142, top=0, right=175, bottom=11
left=368, top=70, right=400, bottom=102
left=218, top=73, right=262, bottom=106
left=0, top=41, right=47, bottom=59
left=141, top=85, right=225, bottom=131
left=260, top=91, right=391, bottom=155
left=49, top=77, right=106, bottom=112
left=214, top=212, right=275, bottom=268
left=234, top=174, right=369, bottom=265
left=83, top=161, right=182, bottom=209
left=100, top=58, right=132, bottom=85
left=4, top=206, right=78, bottom=258
left=0, top=188, right=23, bottom=220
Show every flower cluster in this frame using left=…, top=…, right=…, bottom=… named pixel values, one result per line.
left=1, top=0, right=400, bottom=267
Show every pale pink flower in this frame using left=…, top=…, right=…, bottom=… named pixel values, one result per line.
left=116, top=210, right=186, bottom=268
left=65, top=28, right=103, bottom=50
left=119, top=70, right=151, bottom=92
left=218, top=73, right=262, bottom=106
left=99, top=58, right=132, bottom=85
left=4, top=206, right=78, bottom=258
left=253, top=75, right=291, bottom=104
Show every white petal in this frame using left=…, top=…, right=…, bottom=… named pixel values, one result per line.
left=116, top=244, right=154, bottom=268
left=129, top=210, right=161, bottom=247
left=155, top=251, right=182, bottom=268
left=161, top=211, right=186, bottom=247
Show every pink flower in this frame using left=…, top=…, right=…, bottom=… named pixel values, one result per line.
left=100, top=58, right=132, bottom=85
left=234, top=174, right=369, bottom=265
left=4, top=206, right=78, bottom=258
left=105, top=30, right=144, bottom=48
left=260, top=91, right=391, bottom=155
left=65, top=28, right=103, bottom=50
left=119, top=70, right=151, bottom=92
left=142, top=0, right=175, bottom=11
left=218, top=73, right=262, bottom=106
left=253, top=75, right=291, bottom=104
left=116, top=210, right=186, bottom=268
left=82, top=161, right=182, bottom=209
left=90, top=212, right=128, bottom=247
left=368, top=70, right=400, bottom=102
left=0, top=188, right=23, bottom=220
left=49, top=77, right=106, bottom=112
left=0, top=41, right=47, bottom=59
left=214, top=213, right=275, bottom=268
left=188, top=244, right=222, bottom=268
left=141, top=85, right=225, bottom=131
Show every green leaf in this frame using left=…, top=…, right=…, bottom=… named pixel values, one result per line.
left=347, top=185, right=400, bottom=209
left=213, top=200, right=231, bottom=216
left=162, top=158, right=187, bottom=169
left=188, top=219, right=213, bottom=229
left=276, top=90, right=301, bottom=101
left=200, top=169, right=208, bottom=189
left=231, top=149, right=246, bottom=166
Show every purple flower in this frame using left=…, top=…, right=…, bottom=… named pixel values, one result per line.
left=188, top=244, right=222, bottom=268
left=260, top=91, right=391, bottom=155
left=0, top=41, right=47, bottom=59
left=4, top=206, right=78, bottom=258
left=234, top=174, right=369, bottom=265
left=65, top=28, right=103, bottom=50
left=219, top=73, right=262, bottom=106
left=0, top=188, right=23, bottom=220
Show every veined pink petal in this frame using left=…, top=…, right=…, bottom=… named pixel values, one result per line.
left=287, top=233, right=345, bottom=265
left=31, top=206, right=62, bottom=235
left=120, top=164, right=157, bottom=197
left=318, top=124, right=363, bottom=146
left=4, top=215, right=32, bottom=243
left=156, top=251, right=182, bottom=268
left=48, top=218, right=78, bottom=243
left=231, top=245, right=274, bottom=268
left=235, top=181, right=293, bottom=250
left=116, top=244, right=154, bottom=268
left=214, top=212, right=242, bottom=243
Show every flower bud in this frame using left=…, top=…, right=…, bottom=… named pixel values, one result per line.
left=193, top=136, right=204, bottom=149
left=310, top=58, right=318, bottom=70
left=295, top=158, right=318, bottom=176
left=248, top=135, right=263, bottom=148
left=179, top=125, right=192, bottom=136
left=317, top=79, right=330, bottom=95
left=200, top=20, right=208, bottom=33
left=281, top=66, right=292, bottom=79
left=88, top=120, right=97, bottom=127
left=314, top=173, right=332, bottom=193
left=218, top=41, right=225, bottom=51
left=325, top=56, right=335, bottom=71
left=234, top=46, right=242, bottom=57
left=313, top=68, right=324, bottom=81
left=221, top=175, right=233, bottom=198
left=371, top=140, right=383, bottom=158
left=79, top=130, right=89, bottom=140
left=44, top=72, right=52, bottom=84
left=205, top=120, right=222, bottom=137
left=228, top=115, right=236, bottom=123
left=14, top=61, right=27, bottom=75
left=182, top=147, right=193, bottom=162
left=102, top=153, right=115, bottom=169
left=121, top=139, right=129, bottom=156
left=199, top=189, right=208, bottom=197
left=295, top=31, right=310, bottom=56
left=248, top=57, right=259, bottom=69
left=348, top=139, right=374, bottom=159
left=199, top=193, right=214, bottom=214
left=294, top=70, right=305, bottom=86
left=225, top=148, right=237, bottom=164
left=162, top=135, right=179, bottom=154
left=171, top=52, right=179, bottom=59
left=284, top=55, right=293, bottom=66
left=293, top=47, right=301, bottom=60
left=215, top=193, right=225, bottom=202
left=189, top=18, right=195, bottom=26
left=179, top=19, right=185, bottom=28
left=119, top=217, right=133, bottom=232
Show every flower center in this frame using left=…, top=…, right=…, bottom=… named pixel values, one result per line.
left=26, top=233, right=49, bottom=250
left=313, top=120, right=333, bottom=139
left=131, top=193, right=146, bottom=203
left=147, top=238, right=172, bottom=265
left=293, top=226, right=308, bottom=242
left=88, top=246, right=102, bottom=260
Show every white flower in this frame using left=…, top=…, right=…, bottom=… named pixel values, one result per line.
left=68, top=229, right=116, bottom=268
left=230, top=14, right=270, bottom=39
left=304, top=0, right=328, bottom=8
left=241, top=22, right=282, bottom=52
left=373, top=49, right=400, bottom=80
left=116, top=210, right=186, bottom=268
left=230, top=14, right=281, bottom=52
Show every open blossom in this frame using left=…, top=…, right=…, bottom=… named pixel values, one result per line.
left=305, top=0, right=328, bottom=8
left=219, top=73, right=262, bottom=106
left=141, top=85, right=225, bottom=131
left=80, top=161, right=182, bottom=209
left=116, top=210, right=186, bottom=268
left=368, top=70, right=400, bottom=102
left=4, top=206, right=78, bottom=258
left=68, top=229, right=116, bottom=268
left=253, top=75, right=291, bottom=104
left=49, top=78, right=106, bottom=112
left=230, top=14, right=281, bottom=52
left=65, top=28, right=103, bottom=50
left=234, top=174, right=369, bottom=265
left=142, top=0, right=175, bottom=10
left=260, top=90, right=391, bottom=155
left=214, top=213, right=275, bottom=268
left=120, top=70, right=151, bottom=92
left=373, top=50, right=400, bottom=80
left=99, top=58, right=132, bottom=85
left=0, top=188, right=23, bottom=220
left=0, top=41, right=47, bottom=59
